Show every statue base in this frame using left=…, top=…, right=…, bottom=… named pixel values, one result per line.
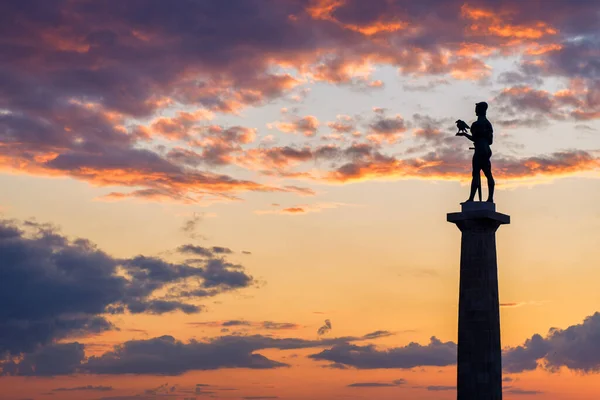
left=460, top=201, right=495, bottom=212
left=448, top=202, right=510, bottom=225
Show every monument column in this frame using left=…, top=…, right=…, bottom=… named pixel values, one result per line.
left=447, top=202, right=510, bottom=400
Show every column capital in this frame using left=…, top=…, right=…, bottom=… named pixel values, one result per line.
left=447, top=202, right=510, bottom=227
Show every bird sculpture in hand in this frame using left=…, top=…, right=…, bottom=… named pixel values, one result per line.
left=455, top=119, right=470, bottom=136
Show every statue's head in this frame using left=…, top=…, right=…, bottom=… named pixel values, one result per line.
left=475, top=101, right=488, bottom=116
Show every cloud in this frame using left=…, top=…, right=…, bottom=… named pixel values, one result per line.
left=185, top=125, right=258, bottom=166
left=503, top=312, right=600, bottom=373
left=426, top=385, right=455, bottom=391
left=149, top=110, right=213, bottom=141
left=497, top=71, right=543, bottom=86
left=255, top=203, right=353, bottom=215
left=77, top=336, right=287, bottom=375
left=1, top=343, right=85, bottom=376
left=273, top=116, right=320, bottom=137
left=262, top=322, right=301, bottom=330
left=2, top=328, right=391, bottom=376
left=52, top=385, right=113, bottom=392
left=504, top=387, right=543, bottom=395
left=575, top=124, right=598, bottom=132
left=367, top=112, right=407, bottom=144
left=318, top=319, right=332, bottom=335
left=1, top=0, right=599, bottom=202
left=411, top=114, right=453, bottom=144
left=494, top=82, right=600, bottom=128
left=312, top=312, right=600, bottom=374
left=243, top=397, right=279, bottom=400
left=348, top=379, right=406, bottom=387
left=362, top=330, right=395, bottom=340
left=238, top=146, right=315, bottom=171
left=402, top=78, right=450, bottom=91
left=309, top=336, right=456, bottom=369
left=237, top=134, right=599, bottom=185
left=323, top=147, right=599, bottom=184
left=177, top=244, right=233, bottom=257
left=212, top=246, right=233, bottom=254
left=327, top=115, right=356, bottom=135
left=180, top=213, right=205, bottom=240
left=500, top=301, right=548, bottom=308
left=189, top=320, right=301, bottom=331
left=0, top=218, right=254, bottom=358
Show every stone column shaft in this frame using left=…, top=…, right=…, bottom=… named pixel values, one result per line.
left=448, top=203, right=510, bottom=400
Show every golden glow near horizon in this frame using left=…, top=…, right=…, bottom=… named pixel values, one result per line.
left=0, top=1, right=599, bottom=399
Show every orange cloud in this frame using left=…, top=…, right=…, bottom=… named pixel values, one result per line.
left=322, top=150, right=600, bottom=184
left=272, top=115, right=320, bottom=136
left=282, top=207, right=306, bottom=214
left=255, top=202, right=354, bottom=215
left=238, top=146, right=315, bottom=171
left=306, top=0, right=407, bottom=36
left=327, top=115, right=356, bottom=135
left=150, top=110, right=213, bottom=140
left=495, top=83, right=600, bottom=124
left=306, top=0, right=345, bottom=20
left=461, top=4, right=558, bottom=39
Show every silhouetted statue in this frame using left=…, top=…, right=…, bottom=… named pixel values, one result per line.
left=455, top=102, right=495, bottom=203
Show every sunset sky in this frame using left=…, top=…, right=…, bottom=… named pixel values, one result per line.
left=1, top=1, right=600, bottom=399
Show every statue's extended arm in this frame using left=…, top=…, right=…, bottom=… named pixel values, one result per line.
left=459, top=132, right=474, bottom=142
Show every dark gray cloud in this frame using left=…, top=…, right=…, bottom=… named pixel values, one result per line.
left=81, top=334, right=288, bottom=375
left=307, top=312, right=600, bottom=375
left=243, top=397, right=279, bottom=400
left=503, top=312, right=600, bottom=373
left=370, top=116, right=407, bottom=134
left=348, top=379, right=406, bottom=387
left=223, top=320, right=253, bottom=327
left=178, top=244, right=233, bottom=257
left=242, top=396, right=279, bottom=400
left=497, top=71, right=543, bottom=87
left=52, top=385, right=113, bottom=392
left=402, top=78, right=450, bottom=91
left=0, top=219, right=253, bottom=360
left=178, top=244, right=214, bottom=257
left=189, top=320, right=300, bottom=331
left=180, top=213, right=205, bottom=240
left=1, top=342, right=85, bottom=376
left=262, top=322, right=300, bottom=330
left=411, top=113, right=454, bottom=144
left=309, top=336, right=456, bottom=369
left=504, top=387, right=543, bottom=395
left=426, top=385, right=455, bottom=391
left=318, top=319, right=332, bottom=335
left=212, top=246, right=233, bottom=254
left=3, top=329, right=391, bottom=376
left=362, top=330, right=394, bottom=340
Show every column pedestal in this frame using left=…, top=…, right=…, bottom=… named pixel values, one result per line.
left=447, top=202, right=510, bottom=400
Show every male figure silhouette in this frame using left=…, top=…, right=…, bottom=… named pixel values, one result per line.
left=455, top=102, right=495, bottom=203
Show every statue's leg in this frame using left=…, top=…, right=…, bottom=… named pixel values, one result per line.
left=467, top=155, right=481, bottom=202
left=467, top=171, right=480, bottom=202
left=483, top=161, right=494, bottom=203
